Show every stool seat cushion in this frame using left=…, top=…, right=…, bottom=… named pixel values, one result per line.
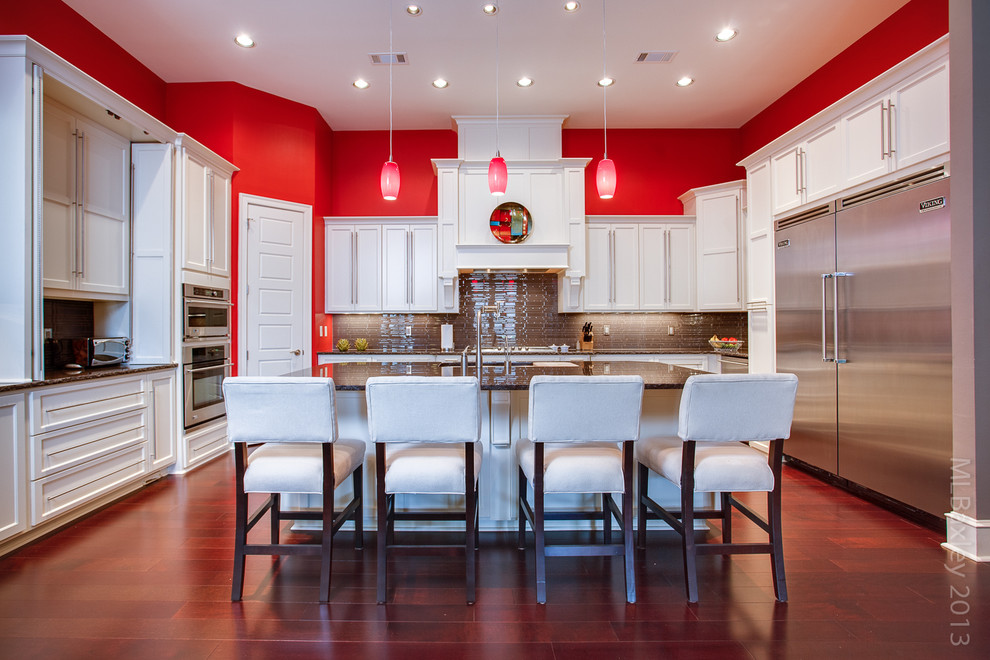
left=516, top=438, right=624, bottom=494
left=243, top=437, right=366, bottom=494
left=636, top=435, right=774, bottom=493
left=384, top=441, right=483, bottom=494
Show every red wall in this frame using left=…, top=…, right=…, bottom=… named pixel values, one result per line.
left=1, top=0, right=167, bottom=121
left=739, top=0, right=949, bottom=158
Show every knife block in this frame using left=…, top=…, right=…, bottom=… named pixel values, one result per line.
left=579, top=338, right=594, bottom=351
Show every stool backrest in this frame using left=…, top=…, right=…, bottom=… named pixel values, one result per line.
left=528, top=375, right=644, bottom=443
left=223, top=376, right=337, bottom=444
left=366, top=376, right=481, bottom=444
left=678, top=373, right=798, bottom=443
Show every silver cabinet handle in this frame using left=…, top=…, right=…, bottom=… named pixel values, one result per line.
left=77, top=131, right=86, bottom=278
left=799, top=148, right=806, bottom=193
left=794, top=149, right=800, bottom=195
left=407, top=229, right=412, bottom=305
left=351, top=231, right=357, bottom=306
left=821, top=273, right=833, bottom=362
left=880, top=101, right=887, bottom=159
left=888, top=102, right=896, bottom=156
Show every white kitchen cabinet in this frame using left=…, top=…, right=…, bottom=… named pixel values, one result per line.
left=382, top=223, right=438, bottom=312
left=43, top=101, right=130, bottom=300
left=843, top=56, right=949, bottom=189
left=325, top=223, right=382, bottom=312
left=639, top=222, right=695, bottom=311
left=584, top=223, right=640, bottom=311
left=148, top=372, right=176, bottom=471
left=680, top=182, right=745, bottom=311
left=770, top=121, right=842, bottom=216
left=176, top=134, right=235, bottom=283
left=744, top=159, right=776, bottom=374
left=0, top=394, right=27, bottom=544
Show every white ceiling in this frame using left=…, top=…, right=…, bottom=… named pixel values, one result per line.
left=62, top=0, right=910, bottom=131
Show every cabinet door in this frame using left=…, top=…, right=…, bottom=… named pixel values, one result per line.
left=42, top=104, right=76, bottom=290
left=802, top=122, right=842, bottom=204
left=696, top=191, right=742, bottom=310
left=208, top=170, right=231, bottom=278
left=638, top=224, right=667, bottom=310
left=409, top=225, right=438, bottom=311
left=353, top=226, right=382, bottom=311
left=665, top=224, right=696, bottom=311
left=382, top=225, right=410, bottom=311
left=892, top=59, right=950, bottom=170
left=182, top=154, right=210, bottom=274
left=611, top=225, right=640, bottom=310
left=77, top=118, right=129, bottom=295
left=148, top=372, right=176, bottom=471
left=843, top=93, right=890, bottom=188
left=770, top=146, right=802, bottom=215
left=326, top=225, right=356, bottom=311
left=0, top=394, right=27, bottom=544
left=583, top=224, right=612, bottom=310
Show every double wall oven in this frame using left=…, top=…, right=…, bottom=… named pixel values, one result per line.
left=182, top=284, right=232, bottom=429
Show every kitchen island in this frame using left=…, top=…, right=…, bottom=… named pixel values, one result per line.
left=283, top=360, right=705, bottom=532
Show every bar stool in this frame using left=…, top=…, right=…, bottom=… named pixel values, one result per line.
left=222, top=376, right=365, bottom=602
left=365, top=376, right=482, bottom=604
left=636, top=373, right=798, bottom=602
left=516, top=375, right=644, bottom=604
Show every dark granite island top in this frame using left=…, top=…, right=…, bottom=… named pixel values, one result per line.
left=285, top=360, right=703, bottom=391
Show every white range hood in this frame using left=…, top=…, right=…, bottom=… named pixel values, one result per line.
left=432, top=116, right=590, bottom=283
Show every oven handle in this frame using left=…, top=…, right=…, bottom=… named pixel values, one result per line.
left=185, top=361, right=235, bottom=374
left=185, top=299, right=233, bottom=307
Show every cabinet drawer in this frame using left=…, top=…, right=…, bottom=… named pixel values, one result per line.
left=30, top=444, right=148, bottom=525
left=31, top=409, right=147, bottom=480
left=185, top=420, right=229, bottom=468
left=31, top=377, right=146, bottom=435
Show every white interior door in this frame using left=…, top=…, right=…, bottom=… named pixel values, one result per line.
left=242, top=197, right=312, bottom=376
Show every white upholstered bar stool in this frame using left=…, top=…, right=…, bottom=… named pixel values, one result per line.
left=222, top=376, right=365, bottom=602
left=516, top=375, right=644, bottom=604
left=636, top=373, right=798, bottom=603
left=365, top=376, right=482, bottom=604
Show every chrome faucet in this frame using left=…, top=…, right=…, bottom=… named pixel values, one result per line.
left=475, top=303, right=501, bottom=379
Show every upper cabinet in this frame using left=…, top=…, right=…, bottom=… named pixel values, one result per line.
left=325, top=218, right=442, bottom=314
left=680, top=182, right=745, bottom=311
left=578, top=217, right=696, bottom=313
left=43, top=101, right=130, bottom=300
left=843, top=56, right=949, bottom=189
left=770, top=121, right=842, bottom=216
left=176, top=134, right=235, bottom=285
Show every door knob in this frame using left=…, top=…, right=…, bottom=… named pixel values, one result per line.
left=291, top=349, right=302, bottom=356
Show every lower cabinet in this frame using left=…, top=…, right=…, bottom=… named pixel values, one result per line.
left=0, top=370, right=178, bottom=552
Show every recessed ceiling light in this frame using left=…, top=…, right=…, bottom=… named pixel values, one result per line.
left=406, top=5, right=422, bottom=16
left=234, top=34, right=255, bottom=48
left=597, top=77, right=614, bottom=87
left=517, top=77, right=534, bottom=87
left=353, top=79, right=370, bottom=89
left=432, top=78, right=449, bottom=89
left=482, top=4, right=498, bottom=15
left=715, top=27, right=738, bottom=42
left=563, top=1, right=580, bottom=12
left=675, top=76, right=694, bottom=87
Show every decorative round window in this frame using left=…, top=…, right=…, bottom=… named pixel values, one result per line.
left=489, top=202, right=532, bottom=244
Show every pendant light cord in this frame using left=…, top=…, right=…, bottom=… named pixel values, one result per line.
left=495, top=4, right=500, bottom=158
left=602, top=0, right=608, bottom=160
left=388, top=0, right=394, bottom=162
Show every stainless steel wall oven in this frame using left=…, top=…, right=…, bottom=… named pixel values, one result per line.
left=183, top=341, right=232, bottom=429
left=183, top=284, right=231, bottom=339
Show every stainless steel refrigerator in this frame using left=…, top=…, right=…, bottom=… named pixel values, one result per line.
left=775, top=170, right=952, bottom=518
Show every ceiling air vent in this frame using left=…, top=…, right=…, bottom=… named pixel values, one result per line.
left=369, top=52, right=408, bottom=65
left=636, top=51, right=677, bottom=63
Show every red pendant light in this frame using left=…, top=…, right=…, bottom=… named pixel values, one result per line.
left=596, top=0, right=616, bottom=200
left=381, top=0, right=399, bottom=201
left=488, top=4, right=506, bottom=196
left=488, top=155, right=507, bottom=196
left=596, top=158, right=616, bottom=199
left=381, top=160, right=400, bottom=200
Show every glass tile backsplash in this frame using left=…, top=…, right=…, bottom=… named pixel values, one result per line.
left=330, top=272, right=747, bottom=353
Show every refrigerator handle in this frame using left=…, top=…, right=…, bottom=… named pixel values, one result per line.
left=821, top=273, right=834, bottom=362
left=834, top=272, right=854, bottom=363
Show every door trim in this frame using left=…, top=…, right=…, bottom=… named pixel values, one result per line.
left=237, top=193, right=312, bottom=375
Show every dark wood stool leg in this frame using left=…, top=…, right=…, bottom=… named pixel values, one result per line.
left=232, top=444, right=248, bottom=602
left=681, top=442, right=699, bottom=603
left=517, top=467, right=528, bottom=550
left=465, top=442, right=477, bottom=604
left=637, top=462, right=649, bottom=550
left=602, top=493, right=612, bottom=545
left=535, top=443, right=547, bottom=604
left=270, top=493, right=281, bottom=544
left=768, top=439, right=787, bottom=602
left=353, top=465, right=364, bottom=550
left=720, top=492, right=733, bottom=544
left=376, top=444, right=388, bottom=604
left=622, top=441, right=636, bottom=603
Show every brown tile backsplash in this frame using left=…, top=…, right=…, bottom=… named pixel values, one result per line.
left=330, top=272, right=747, bottom=353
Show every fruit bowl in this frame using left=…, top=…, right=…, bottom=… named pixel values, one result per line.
left=709, top=337, right=744, bottom=353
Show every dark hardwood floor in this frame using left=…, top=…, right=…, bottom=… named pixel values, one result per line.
left=1, top=454, right=988, bottom=659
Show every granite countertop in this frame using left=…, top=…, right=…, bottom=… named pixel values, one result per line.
left=0, top=363, right=178, bottom=394
left=318, top=347, right=747, bottom=358
left=287, top=359, right=703, bottom=391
